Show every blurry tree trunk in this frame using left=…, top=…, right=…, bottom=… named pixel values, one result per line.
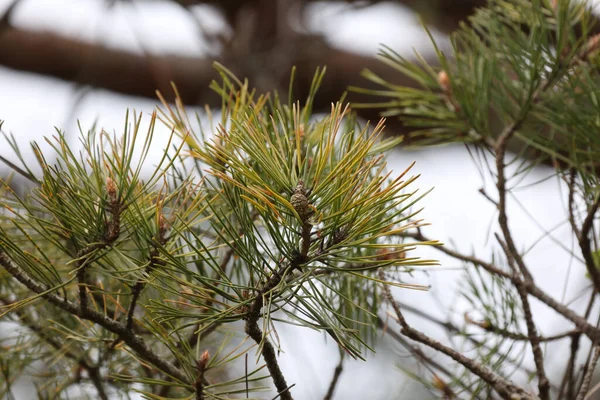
left=0, top=0, right=477, bottom=134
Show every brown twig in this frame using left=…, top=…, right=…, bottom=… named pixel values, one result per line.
left=377, top=316, right=479, bottom=397
left=495, top=233, right=549, bottom=399
left=403, top=230, right=600, bottom=345
left=577, top=193, right=600, bottom=292
left=576, top=346, right=600, bottom=400
left=566, top=168, right=581, bottom=238
left=380, top=276, right=536, bottom=400
left=244, top=264, right=292, bottom=400
left=468, top=314, right=579, bottom=343
left=323, top=351, right=344, bottom=400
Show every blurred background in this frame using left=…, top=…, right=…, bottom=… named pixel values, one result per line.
left=0, top=1, right=595, bottom=399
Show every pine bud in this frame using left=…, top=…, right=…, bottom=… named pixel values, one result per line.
left=158, top=213, right=168, bottom=242
left=106, top=176, right=117, bottom=202
left=290, top=181, right=311, bottom=221
left=438, top=70, right=451, bottom=93
left=198, top=349, right=210, bottom=371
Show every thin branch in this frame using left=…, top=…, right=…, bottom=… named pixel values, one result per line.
left=323, top=351, right=344, bottom=400
left=380, top=273, right=536, bottom=400
left=0, top=296, right=110, bottom=400
left=576, top=346, right=600, bottom=400
left=377, top=316, right=480, bottom=398
left=400, top=231, right=505, bottom=274
left=494, top=121, right=534, bottom=282
left=495, top=234, right=549, bottom=399
left=405, top=231, right=600, bottom=346
left=244, top=264, right=292, bottom=400
left=0, top=251, right=190, bottom=385
left=567, top=168, right=581, bottom=238
left=469, top=316, right=579, bottom=342
left=86, top=365, right=110, bottom=400
left=126, top=242, right=164, bottom=332
left=577, top=192, right=600, bottom=292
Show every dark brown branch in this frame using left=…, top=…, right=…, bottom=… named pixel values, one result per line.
left=244, top=265, right=292, bottom=400
left=577, top=193, right=600, bottom=291
left=403, top=230, right=600, bottom=344
left=377, top=316, right=474, bottom=395
left=126, top=243, right=164, bottom=331
left=323, top=351, right=344, bottom=400
left=562, top=333, right=583, bottom=399
left=400, top=300, right=550, bottom=383
left=0, top=24, right=420, bottom=135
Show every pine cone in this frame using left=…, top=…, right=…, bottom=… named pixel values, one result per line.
left=290, top=181, right=310, bottom=221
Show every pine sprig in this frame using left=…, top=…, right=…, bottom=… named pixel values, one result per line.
left=0, top=65, right=436, bottom=399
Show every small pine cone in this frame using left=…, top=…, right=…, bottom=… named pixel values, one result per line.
left=290, top=181, right=310, bottom=221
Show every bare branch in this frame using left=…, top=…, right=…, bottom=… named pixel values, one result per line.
left=323, top=351, right=344, bottom=400
left=379, top=272, right=536, bottom=400
left=576, top=346, right=600, bottom=400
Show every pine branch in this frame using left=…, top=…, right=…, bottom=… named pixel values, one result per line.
left=0, top=250, right=191, bottom=386
left=380, top=273, right=537, bottom=400
left=244, top=264, right=293, bottom=400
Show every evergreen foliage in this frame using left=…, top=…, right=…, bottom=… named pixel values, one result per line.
left=353, top=0, right=600, bottom=398
left=0, top=65, right=435, bottom=399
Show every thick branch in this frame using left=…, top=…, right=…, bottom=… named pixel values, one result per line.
left=0, top=25, right=419, bottom=133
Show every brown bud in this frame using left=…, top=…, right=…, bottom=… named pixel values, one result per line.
left=158, top=213, right=169, bottom=241
left=464, top=313, right=491, bottom=329
left=438, top=70, right=451, bottom=93
left=290, top=181, right=311, bottom=220
left=198, top=350, right=210, bottom=370
left=106, top=176, right=117, bottom=201
left=376, top=248, right=406, bottom=262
